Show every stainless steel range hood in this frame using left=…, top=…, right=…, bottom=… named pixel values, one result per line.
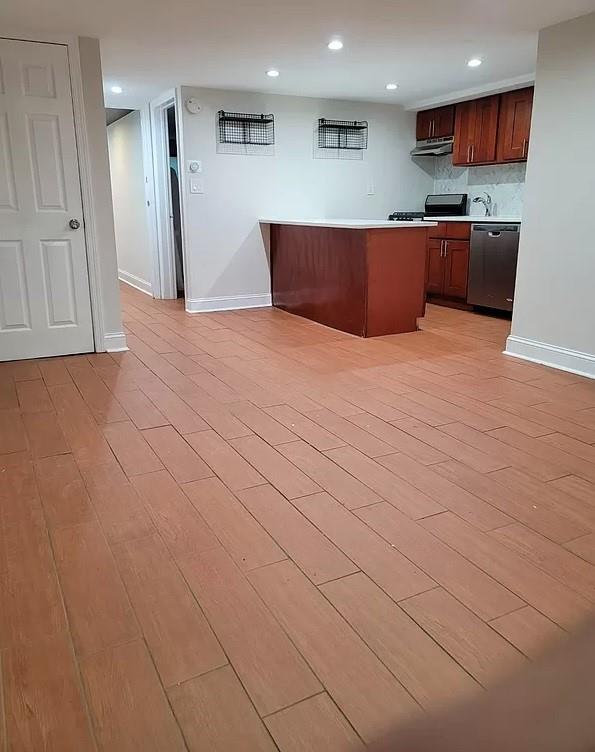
left=410, top=136, right=454, bottom=157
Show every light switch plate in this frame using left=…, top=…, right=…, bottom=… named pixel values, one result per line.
left=190, top=177, right=204, bottom=194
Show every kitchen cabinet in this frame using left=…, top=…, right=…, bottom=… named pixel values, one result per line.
left=426, top=240, right=444, bottom=294
left=443, top=241, right=470, bottom=298
left=425, top=223, right=471, bottom=301
left=496, top=87, right=533, bottom=162
left=453, top=95, right=500, bottom=166
left=416, top=105, right=455, bottom=140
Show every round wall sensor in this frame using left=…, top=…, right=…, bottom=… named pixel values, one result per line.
left=185, top=98, right=201, bottom=114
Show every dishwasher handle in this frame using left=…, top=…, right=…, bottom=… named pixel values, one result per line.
left=488, top=231, right=501, bottom=238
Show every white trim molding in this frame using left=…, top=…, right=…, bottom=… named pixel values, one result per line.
left=405, top=73, right=535, bottom=111
left=505, top=335, right=595, bottom=380
left=186, top=293, right=272, bottom=313
left=118, top=269, right=153, bottom=296
left=103, top=331, right=129, bottom=352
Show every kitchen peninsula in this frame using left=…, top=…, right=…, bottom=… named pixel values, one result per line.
left=261, top=219, right=436, bottom=337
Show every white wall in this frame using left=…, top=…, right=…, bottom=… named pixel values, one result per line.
left=506, top=12, right=595, bottom=378
left=78, top=37, right=126, bottom=351
left=177, top=87, right=434, bottom=311
left=108, top=110, right=154, bottom=295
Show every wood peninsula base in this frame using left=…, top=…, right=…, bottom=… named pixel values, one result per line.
left=266, top=220, right=432, bottom=337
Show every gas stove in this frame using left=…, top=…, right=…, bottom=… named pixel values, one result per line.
left=387, top=211, right=426, bottom=222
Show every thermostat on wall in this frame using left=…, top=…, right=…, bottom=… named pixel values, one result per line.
left=185, top=98, right=201, bottom=114
left=188, top=160, right=202, bottom=173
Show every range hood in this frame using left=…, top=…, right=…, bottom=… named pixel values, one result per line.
left=410, top=136, right=454, bottom=157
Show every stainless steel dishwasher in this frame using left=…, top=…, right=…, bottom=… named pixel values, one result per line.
left=468, top=223, right=520, bottom=312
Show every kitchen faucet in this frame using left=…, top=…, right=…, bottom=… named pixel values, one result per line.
left=473, top=192, right=493, bottom=217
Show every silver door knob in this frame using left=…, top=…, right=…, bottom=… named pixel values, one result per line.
left=69, top=218, right=81, bottom=230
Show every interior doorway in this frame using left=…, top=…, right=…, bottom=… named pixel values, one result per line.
left=166, top=106, right=184, bottom=298
left=149, top=91, right=185, bottom=301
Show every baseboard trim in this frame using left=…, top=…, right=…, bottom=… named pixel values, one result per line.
left=118, top=270, right=153, bottom=296
left=504, top=335, right=595, bottom=380
left=186, top=293, right=272, bottom=313
left=103, top=331, right=129, bottom=353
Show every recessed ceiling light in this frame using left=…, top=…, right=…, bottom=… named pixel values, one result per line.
left=266, top=69, right=280, bottom=77
left=385, top=83, right=398, bottom=90
left=328, top=39, right=343, bottom=51
left=467, top=58, right=482, bottom=68
left=111, top=85, right=123, bottom=94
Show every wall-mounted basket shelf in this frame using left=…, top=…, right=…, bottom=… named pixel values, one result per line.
left=217, top=110, right=275, bottom=145
left=317, top=118, right=368, bottom=150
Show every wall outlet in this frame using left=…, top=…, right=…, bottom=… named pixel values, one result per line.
left=190, top=177, right=204, bottom=194
left=367, top=180, right=375, bottom=196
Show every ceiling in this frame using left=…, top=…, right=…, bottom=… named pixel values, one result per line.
left=3, top=0, right=595, bottom=109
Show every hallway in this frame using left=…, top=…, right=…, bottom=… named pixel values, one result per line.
left=2, top=284, right=595, bottom=750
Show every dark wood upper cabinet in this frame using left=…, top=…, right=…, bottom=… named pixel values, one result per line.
left=451, top=87, right=533, bottom=166
left=416, top=105, right=455, bottom=140
left=453, top=95, right=499, bottom=166
left=496, top=87, right=534, bottom=162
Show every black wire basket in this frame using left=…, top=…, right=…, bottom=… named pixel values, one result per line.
left=218, top=111, right=275, bottom=146
left=317, top=118, right=368, bottom=150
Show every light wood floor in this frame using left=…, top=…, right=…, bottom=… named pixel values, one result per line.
left=2, top=284, right=595, bottom=751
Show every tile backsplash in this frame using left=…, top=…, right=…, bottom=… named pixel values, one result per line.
left=433, top=155, right=526, bottom=217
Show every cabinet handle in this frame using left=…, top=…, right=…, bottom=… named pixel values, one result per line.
left=522, top=138, right=528, bottom=157
left=443, top=240, right=448, bottom=257
left=430, top=120, right=435, bottom=138
left=471, top=144, right=475, bottom=162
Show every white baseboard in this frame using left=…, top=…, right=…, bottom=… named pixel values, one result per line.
left=118, top=269, right=153, bottom=296
left=103, top=331, right=129, bottom=352
left=186, top=293, right=272, bottom=313
left=504, top=335, right=595, bottom=380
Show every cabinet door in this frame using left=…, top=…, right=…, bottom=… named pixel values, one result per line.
left=433, top=105, right=455, bottom=138
left=443, top=241, right=470, bottom=299
left=452, top=101, right=475, bottom=165
left=472, top=95, right=500, bottom=164
left=416, top=110, right=434, bottom=140
left=496, top=87, right=534, bottom=162
left=426, top=240, right=445, bottom=295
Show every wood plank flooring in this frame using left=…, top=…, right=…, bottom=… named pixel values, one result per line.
left=1, top=283, right=595, bottom=750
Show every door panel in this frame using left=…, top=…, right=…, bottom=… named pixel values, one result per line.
left=443, top=241, right=470, bottom=299
left=452, top=101, right=475, bottom=165
left=426, top=240, right=444, bottom=295
left=0, top=38, right=93, bottom=361
left=434, top=106, right=455, bottom=138
left=0, top=241, right=30, bottom=330
left=472, top=96, right=499, bottom=164
left=416, top=110, right=433, bottom=140
left=497, top=88, right=533, bottom=162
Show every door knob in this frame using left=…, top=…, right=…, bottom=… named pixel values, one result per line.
left=69, top=218, right=81, bottom=230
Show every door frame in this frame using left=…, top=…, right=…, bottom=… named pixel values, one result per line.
left=149, top=89, right=185, bottom=300
left=1, top=31, right=109, bottom=352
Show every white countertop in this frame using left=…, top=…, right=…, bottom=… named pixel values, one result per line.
left=260, top=218, right=436, bottom=229
left=425, top=215, right=521, bottom=223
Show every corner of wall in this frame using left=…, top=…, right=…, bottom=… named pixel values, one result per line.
left=504, top=335, right=595, bottom=380
left=77, top=36, right=125, bottom=352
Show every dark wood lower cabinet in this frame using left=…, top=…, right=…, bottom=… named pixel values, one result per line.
left=270, top=223, right=429, bottom=337
left=443, top=241, right=470, bottom=298
left=425, top=236, right=470, bottom=303
left=426, top=239, right=444, bottom=295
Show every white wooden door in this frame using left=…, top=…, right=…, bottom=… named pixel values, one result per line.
left=0, top=38, right=94, bottom=361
